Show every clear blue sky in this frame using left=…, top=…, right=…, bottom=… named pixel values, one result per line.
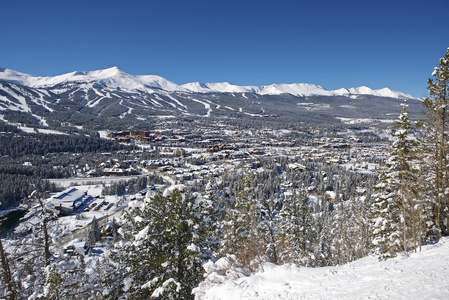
left=2, top=0, right=448, bottom=97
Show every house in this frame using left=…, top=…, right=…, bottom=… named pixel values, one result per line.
left=173, top=149, right=186, bottom=157
left=288, top=163, right=308, bottom=172
left=103, top=168, right=126, bottom=176
left=130, top=130, right=151, bottom=138
left=206, top=144, right=235, bottom=153
left=65, top=239, right=90, bottom=256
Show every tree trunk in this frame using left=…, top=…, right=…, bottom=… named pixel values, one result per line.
left=0, top=238, right=15, bottom=300
left=39, top=199, right=51, bottom=266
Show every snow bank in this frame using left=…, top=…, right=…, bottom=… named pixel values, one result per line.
left=196, top=238, right=449, bottom=299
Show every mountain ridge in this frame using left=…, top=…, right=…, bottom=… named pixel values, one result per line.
left=0, top=66, right=426, bottom=132
left=0, top=66, right=416, bottom=99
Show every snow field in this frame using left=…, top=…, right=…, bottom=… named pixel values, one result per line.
left=197, top=237, right=449, bottom=300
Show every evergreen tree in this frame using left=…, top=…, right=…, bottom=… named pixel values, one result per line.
left=111, top=188, right=213, bottom=299
left=87, top=216, right=101, bottom=247
left=316, top=204, right=334, bottom=266
left=111, top=217, right=119, bottom=242
left=8, top=195, right=62, bottom=298
left=42, top=249, right=107, bottom=299
left=277, top=189, right=317, bottom=266
left=258, top=196, right=281, bottom=265
left=44, top=265, right=68, bottom=300
left=370, top=101, right=422, bottom=258
left=219, top=173, right=264, bottom=270
left=422, top=47, right=449, bottom=235
left=348, top=194, right=372, bottom=260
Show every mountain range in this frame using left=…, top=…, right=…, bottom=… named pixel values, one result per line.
left=0, top=67, right=423, bottom=131
left=0, top=66, right=415, bottom=98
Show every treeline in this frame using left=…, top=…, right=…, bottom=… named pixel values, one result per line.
left=0, top=123, right=136, bottom=210
left=0, top=174, right=57, bottom=210
left=0, top=131, right=132, bottom=158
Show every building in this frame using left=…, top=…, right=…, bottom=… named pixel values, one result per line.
left=48, top=188, right=88, bottom=215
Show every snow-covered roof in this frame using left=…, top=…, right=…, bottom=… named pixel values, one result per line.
left=48, top=188, right=85, bottom=208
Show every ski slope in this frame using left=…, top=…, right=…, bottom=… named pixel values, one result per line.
left=0, top=67, right=416, bottom=99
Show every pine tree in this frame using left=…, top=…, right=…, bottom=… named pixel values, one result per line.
left=111, top=217, right=119, bottom=242
left=87, top=216, right=101, bottom=247
left=422, top=47, right=449, bottom=235
left=277, top=189, right=317, bottom=266
left=349, top=194, right=372, bottom=259
left=316, top=204, right=334, bottom=266
left=42, top=249, right=107, bottom=299
left=111, top=188, right=213, bottom=299
left=7, top=194, right=62, bottom=298
left=219, top=173, right=263, bottom=270
left=329, top=200, right=351, bottom=264
left=44, top=265, right=68, bottom=300
left=370, top=100, right=422, bottom=258
left=370, top=168, right=400, bottom=259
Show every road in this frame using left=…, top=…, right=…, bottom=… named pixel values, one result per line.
left=49, top=175, right=145, bottom=187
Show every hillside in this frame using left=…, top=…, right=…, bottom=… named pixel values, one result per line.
left=195, top=237, right=449, bottom=300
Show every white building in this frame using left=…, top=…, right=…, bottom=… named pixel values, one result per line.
left=48, top=188, right=88, bottom=215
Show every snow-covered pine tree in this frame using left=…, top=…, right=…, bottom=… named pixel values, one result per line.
left=329, top=194, right=372, bottom=264
left=218, top=173, right=263, bottom=270
left=111, top=187, right=212, bottom=299
left=7, top=194, right=63, bottom=299
left=44, top=265, right=68, bottom=300
left=44, top=252, right=105, bottom=299
left=316, top=203, right=334, bottom=266
left=422, top=47, right=449, bottom=235
left=87, top=216, right=101, bottom=247
left=277, top=189, right=317, bottom=266
left=258, top=196, right=281, bottom=265
left=370, top=100, right=422, bottom=258
left=370, top=163, right=402, bottom=259
left=347, top=194, right=372, bottom=260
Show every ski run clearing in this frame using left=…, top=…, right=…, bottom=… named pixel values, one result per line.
left=195, top=237, right=449, bottom=300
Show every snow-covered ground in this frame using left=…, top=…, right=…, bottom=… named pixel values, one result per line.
left=196, top=238, right=449, bottom=300
left=49, top=176, right=142, bottom=188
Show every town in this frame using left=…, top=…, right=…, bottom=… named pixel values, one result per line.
left=27, top=118, right=387, bottom=255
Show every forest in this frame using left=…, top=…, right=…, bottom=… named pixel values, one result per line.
left=0, top=128, right=136, bottom=210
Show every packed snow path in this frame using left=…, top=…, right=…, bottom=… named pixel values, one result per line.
left=198, top=238, right=449, bottom=299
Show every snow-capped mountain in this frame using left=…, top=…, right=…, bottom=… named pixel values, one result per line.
left=0, top=67, right=415, bottom=99
left=0, top=67, right=181, bottom=92
left=0, top=66, right=424, bottom=131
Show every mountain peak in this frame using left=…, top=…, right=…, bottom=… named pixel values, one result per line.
left=87, top=66, right=129, bottom=78
left=101, top=66, right=125, bottom=74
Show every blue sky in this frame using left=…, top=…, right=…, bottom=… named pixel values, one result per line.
left=2, top=0, right=448, bottom=97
